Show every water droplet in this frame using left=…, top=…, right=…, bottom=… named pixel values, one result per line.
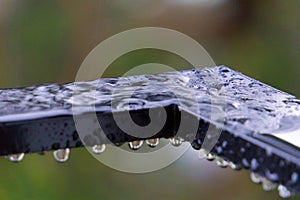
left=9, top=153, right=25, bottom=162
left=229, top=162, right=242, bottom=170
left=216, top=158, right=228, bottom=168
left=291, top=172, right=298, bottom=183
left=205, top=152, right=215, bottom=161
left=221, top=141, right=228, bottom=148
left=92, top=144, right=106, bottom=154
left=278, top=185, right=292, bottom=198
left=240, top=147, right=246, bottom=153
left=191, top=139, right=202, bottom=150
left=262, top=179, right=277, bottom=191
left=251, top=158, right=259, bottom=170
left=169, top=137, right=184, bottom=147
left=250, top=172, right=262, bottom=184
left=114, top=143, right=123, bottom=147
left=146, top=138, right=159, bottom=148
left=128, top=140, right=144, bottom=150
left=230, top=102, right=240, bottom=109
left=53, top=148, right=70, bottom=163
left=242, top=158, right=250, bottom=168
left=265, top=170, right=279, bottom=182
left=209, top=88, right=219, bottom=95
left=216, top=146, right=223, bottom=154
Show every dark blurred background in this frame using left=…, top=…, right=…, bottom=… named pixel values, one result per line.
left=0, top=0, right=300, bottom=199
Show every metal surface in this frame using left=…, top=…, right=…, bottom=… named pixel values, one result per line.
left=1, top=66, right=300, bottom=194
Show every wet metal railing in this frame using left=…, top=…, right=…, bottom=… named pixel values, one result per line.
left=0, top=66, right=299, bottom=198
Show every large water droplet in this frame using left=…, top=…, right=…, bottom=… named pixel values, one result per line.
left=53, top=148, right=70, bottom=163
left=92, top=144, right=106, bottom=154
left=9, top=153, right=25, bottom=162
left=146, top=138, right=159, bottom=148
left=250, top=172, right=262, bottom=184
left=278, top=185, right=292, bottom=199
left=216, top=158, right=228, bottom=168
left=262, top=179, right=277, bottom=191
left=128, top=140, right=144, bottom=150
left=169, top=137, right=184, bottom=147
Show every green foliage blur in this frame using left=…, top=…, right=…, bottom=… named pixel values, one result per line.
left=0, top=1, right=300, bottom=200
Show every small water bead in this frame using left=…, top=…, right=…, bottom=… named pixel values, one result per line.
left=216, top=158, right=228, bottom=168
left=92, top=144, right=106, bottom=154
left=229, top=101, right=240, bottom=110
left=205, top=152, right=215, bottom=161
left=169, top=137, right=184, bottom=147
left=250, top=158, right=259, bottom=171
left=278, top=185, right=292, bottom=199
left=128, top=140, right=144, bottom=150
left=262, top=178, right=277, bottom=191
left=216, top=146, right=223, bottom=154
left=114, top=143, right=123, bottom=147
left=240, top=147, right=246, bottom=153
left=146, top=138, right=160, bottom=148
left=265, top=170, right=279, bottom=182
left=9, top=153, right=25, bottom=162
left=192, top=138, right=203, bottom=150
left=208, top=88, right=219, bottom=96
left=229, top=162, right=242, bottom=170
left=242, top=158, right=250, bottom=168
left=250, top=172, right=262, bottom=184
left=291, top=172, right=299, bottom=183
left=53, top=148, right=70, bottom=163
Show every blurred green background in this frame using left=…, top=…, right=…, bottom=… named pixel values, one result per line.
left=0, top=0, right=300, bottom=199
